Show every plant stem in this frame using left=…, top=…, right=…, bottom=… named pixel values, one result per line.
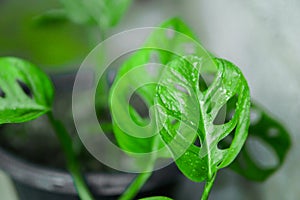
left=118, top=172, right=152, bottom=200
left=118, top=122, right=161, bottom=200
left=47, top=112, right=94, bottom=200
left=200, top=173, right=217, bottom=200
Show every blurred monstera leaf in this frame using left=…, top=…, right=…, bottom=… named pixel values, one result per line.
left=109, top=18, right=201, bottom=156
left=0, top=57, right=54, bottom=124
left=60, top=0, right=132, bottom=28
left=226, top=101, right=291, bottom=181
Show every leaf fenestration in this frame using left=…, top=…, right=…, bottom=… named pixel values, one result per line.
left=0, top=57, right=54, bottom=124
left=229, top=102, right=291, bottom=181
left=155, top=56, right=251, bottom=182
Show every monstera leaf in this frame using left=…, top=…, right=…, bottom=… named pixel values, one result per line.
left=227, top=102, right=291, bottom=181
left=0, top=57, right=94, bottom=200
left=155, top=55, right=251, bottom=194
left=0, top=57, right=54, bottom=124
left=109, top=18, right=202, bottom=155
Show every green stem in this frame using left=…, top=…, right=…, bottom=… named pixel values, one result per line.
left=118, top=172, right=152, bottom=200
left=47, top=112, right=94, bottom=200
left=200, top=173, right=217, bottom=200
left=118, top=118, right=161, bottom=200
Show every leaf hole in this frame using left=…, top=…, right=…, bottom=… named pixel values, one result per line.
left=213, top=104, right=226, bottom=125
left=17, top=80, right=33, bottom=98
left=200, top=59, right=218, bottom=83
left=250, top=108, right=262, bottom=125
left=226, top=110, right=236, bottom=122
left=224, top=94, right=239, bottom=123
left=0, top=87, right=5, bottom=98
left=267, top=127, right=280, bottom=138
left=198, top=70, right=218, bottom=94
left=206, top=102, right=215, bottom=113
left=216, top=161, right=223, bottom=167
left=194, top=137, right=201, bottom=147
left=198, top=75, right=208, bottom=93
left=129, top=92, right=149, bottom=119
left=165, top=27, right=175, bottom=39
left=183, top=43, right=196, bottom=54
left=212, top=94, right=239, bottom=125
left=246, top=136, right=279, bottom=169
left=217, top=130, right=234, bottom=150
left=174, top=84, right=189, bottom=95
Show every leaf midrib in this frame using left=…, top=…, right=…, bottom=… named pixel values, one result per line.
left=196, top=59, right=223, bottom=180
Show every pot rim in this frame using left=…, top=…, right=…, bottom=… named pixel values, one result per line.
left=0, top=146, right=179, bottom=196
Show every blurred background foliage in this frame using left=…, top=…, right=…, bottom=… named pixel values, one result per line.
left=0, top=0, right=92, bottom=71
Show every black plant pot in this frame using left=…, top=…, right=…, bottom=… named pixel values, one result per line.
left=0, top=147, right=180, bottom=200
left=0, top=72, right=181, bottom=200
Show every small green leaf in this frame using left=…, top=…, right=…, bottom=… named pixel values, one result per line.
left=0, top=57, right=54, bottom=124
left=139, top=197, right=173, bottom=200
left=60, top=0, right=132, bottom=28
left=155, top=56, right=251, bottom=182
left=105, top=0, right=132, bottom=27
left=228, top=102, right=291, bottom=181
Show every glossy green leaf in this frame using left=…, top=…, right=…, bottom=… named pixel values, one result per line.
left=227, top=102, right=291, bottom=181
left=109, top=18, right=201, bottom=155
left=60, top=0, right=132, bottom=28
left=139, top=197, right=173, bottom=200
left=0, top=57, right=54, bottom=124
left=155, top=56, right=251, bottom=182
